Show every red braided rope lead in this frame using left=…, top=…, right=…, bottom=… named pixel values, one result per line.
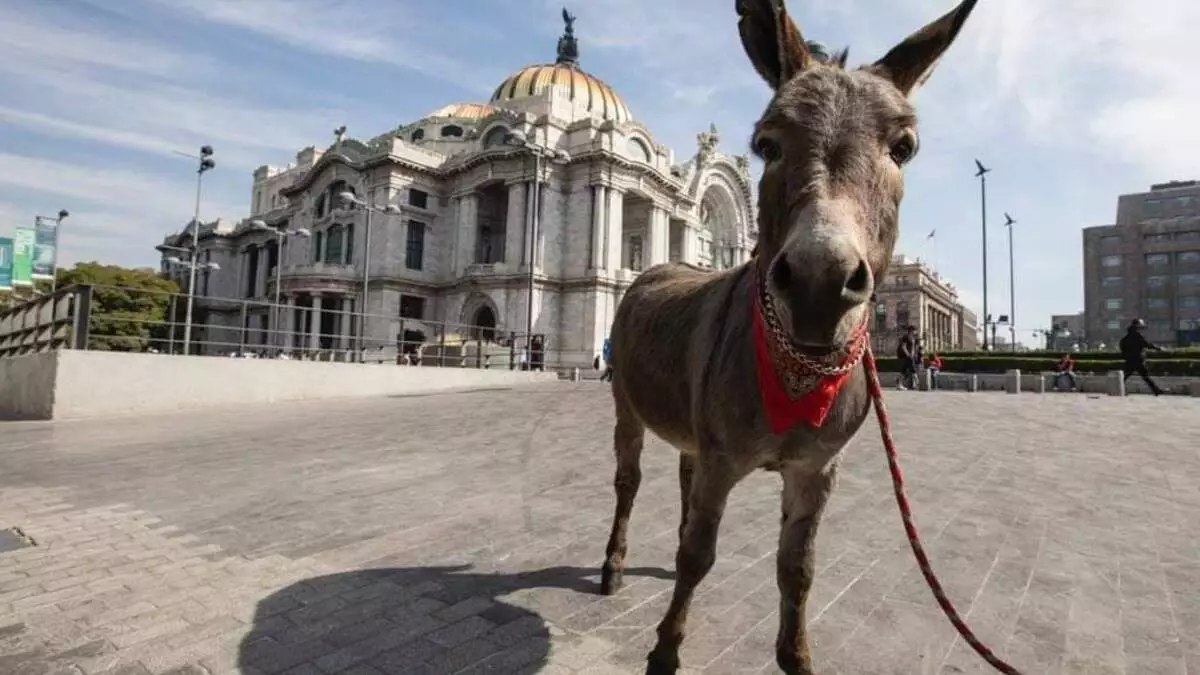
left=862, top=345, right=1023, bottom=675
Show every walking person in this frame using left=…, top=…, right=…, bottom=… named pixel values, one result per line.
left=600, top=336, right=614, bottom=382
left=896, top=325, right=919, bottom=390
left=1119, top=318, right=1166, bottom=396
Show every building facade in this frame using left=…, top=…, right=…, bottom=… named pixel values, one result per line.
left=871, top=255, right=978, bottom=355
left=158, top=12, right=757, bottom=366
left=1082, top=180, right=1200, bottom=348
left=1047, top=312, right=1085, bottom=351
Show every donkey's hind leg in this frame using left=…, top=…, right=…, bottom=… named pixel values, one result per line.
left=601, top=391, right=645, bottom=595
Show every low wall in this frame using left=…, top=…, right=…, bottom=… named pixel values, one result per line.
left=879, top=370, right=1200, bottom=395
left=0, top=353, right=59, bottom=420
left=2, top=350, right=559, bottom=421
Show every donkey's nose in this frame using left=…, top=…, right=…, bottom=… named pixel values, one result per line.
left=842, top=259, right=873, bottom=304
left=769, top=253, right=873, bottom=311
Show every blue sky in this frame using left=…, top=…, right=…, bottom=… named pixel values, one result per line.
left=1, top=0, right=1196, bottom=341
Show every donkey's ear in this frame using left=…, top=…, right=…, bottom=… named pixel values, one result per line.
left=736, top=0, right=812, bottom=89
left=871, top=0, right=978, bottom=96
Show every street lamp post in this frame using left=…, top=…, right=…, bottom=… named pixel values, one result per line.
left=1004, top=212, right=1016, bottom=352
left=337, top=192, right=400, bottom=360
left=181, top=145, right=215, bottom=355
left=250, top=220, right=312, bottom=352
left=166, top=255, right=220, bottom=353
left=974, top=159, right=991, bottom=351
left=503, top=129, right=571, bottom=367
left=34, top=209, right=70, bottom=292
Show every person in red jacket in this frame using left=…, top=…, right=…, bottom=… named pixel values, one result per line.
left=1053, top=353, right=1078, bottom=391
left=926, top=353, right=944, bottom=390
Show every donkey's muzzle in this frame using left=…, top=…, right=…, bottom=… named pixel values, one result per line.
left=768, top=248, right=873, bottom=345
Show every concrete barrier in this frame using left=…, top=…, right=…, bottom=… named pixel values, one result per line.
left=1005, top=369, right=1022, bottom=394
left=1, top=350, right=559, bottom=421
left=1107, top=370, right=1126, bottom=397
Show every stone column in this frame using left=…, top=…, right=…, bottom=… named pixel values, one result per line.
left=448, top=196, right=462, bottom=275
left=256, top=244, right=269, bottom=298
left=460, top=193, right=479, bottom=268
left=605, top=188, right=624, bottom=271
left=505, top=181, right=526, bottom=266
left=283, top=295, right=296, bottom=351
left=308, top=293, right=322, bottom=353
left=682, top=224, right=699, bottom=264
left=646, top=206, right=669, bottom=267
left=534, top=182, right=546, bottom=270
left=590, top=185, right=607, bottom=270
left=340, top=296, right=353, bottom=351
left=238, top=249, right=250, bottom=298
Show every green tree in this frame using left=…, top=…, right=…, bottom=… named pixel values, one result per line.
left=56, top=262, right=180, bottom=352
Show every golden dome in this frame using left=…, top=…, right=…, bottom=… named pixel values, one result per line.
left=424, top=102, right=497, bottom=120
left=490, top=63, right=631, bottom=124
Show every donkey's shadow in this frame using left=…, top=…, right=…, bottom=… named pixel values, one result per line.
left=236, top=564, right=672, bottom=674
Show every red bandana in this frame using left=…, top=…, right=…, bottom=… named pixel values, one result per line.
left=751, top=276, right=868, bottom=434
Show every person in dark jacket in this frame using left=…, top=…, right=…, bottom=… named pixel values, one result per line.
left=1119, top=318, right=1165, bottom=395
left=600, top=337, right=614, bottom=382
left=896, top=326, right=919, bottom=390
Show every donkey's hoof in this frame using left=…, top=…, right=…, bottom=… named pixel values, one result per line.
left=644, top=653, right=679, bottom=675
left=600, top=566, right=623, bottom=595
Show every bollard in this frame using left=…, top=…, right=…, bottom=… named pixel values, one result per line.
left=1035, top=375, right=1046, bottom=394
left=967, top=374, right=978, bottom=392
left=1005, top=369, right=1022, bottom=394
left=570, top=367, right=581, bottom=382
left=1107, top=370, right=1126, bottom=396
left=919, top=369, right=931, bottom=391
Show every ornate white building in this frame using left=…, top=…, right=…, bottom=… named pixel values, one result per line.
left=158, top=10, right=757, bottom=367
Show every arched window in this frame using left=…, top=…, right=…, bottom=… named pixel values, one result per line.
left=440, top=125, right=463, bottom=138
left=411, top=128, right=425, bottom=141
left=313, top=193, right=326, bottom=217
left=627, top=137, right=651, bottom=163
left=313, top=230, right=324, bottom=262
left=482, top=126, right=508, bottom=148
left=324, top=225, right=344, bottom=264
left=343, top=223, right=354, bottom=263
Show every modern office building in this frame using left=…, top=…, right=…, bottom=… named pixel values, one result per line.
left=871, top=254, right=978, bottom=355
left=1082, top=180, right=1200, bottom=347
left=1047, top=312, right=1086, bottom=351
left=158, top=10, right=757, bottom=365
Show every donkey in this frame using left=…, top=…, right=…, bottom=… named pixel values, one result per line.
left=599, top=0, right=978, bottom=672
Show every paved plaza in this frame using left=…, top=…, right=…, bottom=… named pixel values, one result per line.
left=1, top=383, right=1199, bottom=675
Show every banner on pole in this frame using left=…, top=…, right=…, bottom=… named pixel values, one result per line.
left=12, top=227, right=34, bottom=287
left=32, top=218, right=58, bottom=280
left=0, top=237, right=13, bottom=291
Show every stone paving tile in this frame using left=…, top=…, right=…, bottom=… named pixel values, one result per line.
left=2, top=383, right=1200, bottom=674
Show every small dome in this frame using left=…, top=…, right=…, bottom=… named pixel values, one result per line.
left=424, top=102, right=497, bottom=120
left=490, top=64, right=631, bottom=124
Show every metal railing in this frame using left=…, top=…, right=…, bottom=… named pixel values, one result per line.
left=1, top=284, right=606, bottom=375
left=0, top=286, right=91, bottom=357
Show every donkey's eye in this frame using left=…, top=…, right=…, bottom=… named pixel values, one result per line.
left=754, top=136, right=782, bottom=162
left=889, top=135, right=918, bottom=166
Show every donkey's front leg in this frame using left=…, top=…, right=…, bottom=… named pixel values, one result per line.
left=646, top=459, right=742, bottom=675
left=775, top=460, right=839, bottom=675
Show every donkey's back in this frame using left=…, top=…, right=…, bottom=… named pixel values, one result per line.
left=609, top=261, right=747, bottom=451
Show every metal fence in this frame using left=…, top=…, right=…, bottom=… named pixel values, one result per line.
left=0, top=286, right=91, bottom=357
left=1, top=284, right=602, bottom=373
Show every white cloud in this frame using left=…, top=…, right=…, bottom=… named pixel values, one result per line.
left=0, top=153, right=245, bottom=268
left=135, top=0, right=503, bottom=94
